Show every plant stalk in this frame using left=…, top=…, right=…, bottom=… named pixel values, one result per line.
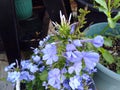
left=16, top=79, right=20, bottom=90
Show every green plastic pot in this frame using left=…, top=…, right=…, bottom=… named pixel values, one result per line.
left=14, top=0, right=32, bottom=20
left=84, top=22, right=120, bottom=90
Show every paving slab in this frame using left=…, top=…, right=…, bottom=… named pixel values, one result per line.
left=0, top=57, right=14, bottom=90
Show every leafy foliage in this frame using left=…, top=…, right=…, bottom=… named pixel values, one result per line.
left=94, top=0, right=120, bottom=28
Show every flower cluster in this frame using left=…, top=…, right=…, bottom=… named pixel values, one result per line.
left=5, top=12, right=104, bottom=90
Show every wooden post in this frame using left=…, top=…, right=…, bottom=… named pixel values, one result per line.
left=0, top=0, right=21, bottom=64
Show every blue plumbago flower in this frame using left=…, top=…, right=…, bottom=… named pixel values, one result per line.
left=65, top=59, right=71, bottom=66
left=20, top=71, right=35, bottom=81
left=82, top=74, right=90, bottom=81
left=48, top=68, right=61, bottom=89
left=72, top=39, right=82, bottom=47
left=39, top=35, right=51, bottom=46
left=42, top=81, right=48, bottom=89
left=61, top=68, right=67, bottom=74
left=65, top=50, right=82, bottom=62
left=39, top=40, right=45, bottom=47
left=63, top=79, right=71, bottom=90
left=92, top=35, right=104, bottom=48
left=27, top=63, right=39, bottom=73
left=70, top=22, right=78, bottom=34
left=65, top=43, right=83, bottom=62
left=33, top=48, right=40, bottom=55
left=68, top=62, right=82, bottom=75
left=79, top=35, right=104, bottom=48
left=82, top=51, right=99, bottom=69
left=42, top=44, right=58, bottom=65
left=4, top=62, right=16, bottom=72
left=32, top=55, right=41, bottom=63
left=39, top=66, right=45, bottom=72
left=84, top=67, right=97, bottom=74
left=66, top=43, right=76, bottom=51
left=21, top=60, right=31, bottom=70
left=21, top=60, right=39, bottom=73
left=7, top=71, right=20, bottom=83
left=61, top=74, right=66, bottom=83
left=69, top=75, right=83, bottom=90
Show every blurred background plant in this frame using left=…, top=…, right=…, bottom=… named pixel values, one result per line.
left=94, top=0, right=120, bottom=28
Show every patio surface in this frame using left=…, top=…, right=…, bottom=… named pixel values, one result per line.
left=0, top=52, right=14, bottom=90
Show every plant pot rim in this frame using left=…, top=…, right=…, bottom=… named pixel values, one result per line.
left=96, top=63, right=120, bottom=81
left=84, top=22, right=108, bottom=34
left=84, top=22, right=120, bottom=33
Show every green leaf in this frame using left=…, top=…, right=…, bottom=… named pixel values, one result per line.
left=113, top=12, right=120, bottom=22
left=95, top=0, right=108, bottom=10
left=113, top=0, right=120, bottom=8
left=102, top=49, right=114, bottom=64
left=98, top=48, right=114, bottom=64
left=49, top=86, right=56, bottom=90
left=26, top=81, right=33, bottom=90
left=117, top=69, right=120, bottom=74
left=40, top=70, right=48, bottom=81
left=97, top=6, right=108, bottom=15
left=104, top=37, right=113, bottom=47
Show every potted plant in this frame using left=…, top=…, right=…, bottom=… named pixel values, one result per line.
left=84, top=0, right=120, bottom=90
left=4, top=10, right=104, bottom=90
left=14, top=0, right=33, bottom=20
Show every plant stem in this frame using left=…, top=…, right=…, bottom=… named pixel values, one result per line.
left=108, top=0, right=111, bottom=17
left=16, top=79, right=20, bottom=90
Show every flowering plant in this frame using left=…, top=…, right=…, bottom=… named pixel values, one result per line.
left=5, top=11, right=104, bottom=90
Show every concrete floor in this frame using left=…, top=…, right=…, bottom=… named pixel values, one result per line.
left=0, top=52, right=14, bottom=90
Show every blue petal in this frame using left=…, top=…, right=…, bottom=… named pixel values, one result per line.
left=83, top=52, right=99, bottom=69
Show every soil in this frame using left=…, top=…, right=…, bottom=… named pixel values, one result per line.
left=102, top=38, right=120, bottom=73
